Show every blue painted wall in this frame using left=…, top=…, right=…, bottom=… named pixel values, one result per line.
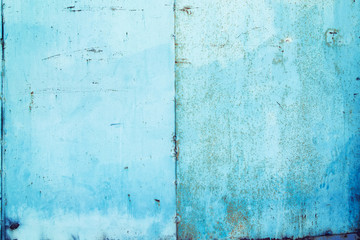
left=1, top=0, right=360, bottom=239
left=175, top=0, right=360, bottom=239
left=3, top=0, right=175, bottom=239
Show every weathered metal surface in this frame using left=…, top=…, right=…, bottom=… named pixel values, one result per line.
left=175, top=0, right=360, bottom=239
left=1, top=0, right=360, bottom=239
left=2, top=0, right=175, bottom=239
left=237, top=232, right=360, bottom=240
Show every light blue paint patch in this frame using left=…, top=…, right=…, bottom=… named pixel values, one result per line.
left=1, top=0, right=360, bottom=239
left=3, top=0, right=175, bottom=239
left=175, top=0, right=360, bottom=239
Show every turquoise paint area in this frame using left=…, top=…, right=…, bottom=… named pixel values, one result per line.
left=2, top=0, right=360, bottom=239
left=176, top=0, right=360, bottom=239
left=3, top=0, right=175, bottom=239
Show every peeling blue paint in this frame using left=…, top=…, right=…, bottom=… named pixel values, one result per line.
left=175, top=0, right=360, bottom=239
left=2, top=0, right=175, bottom=239
left=0, top=0, right=359, bottom=239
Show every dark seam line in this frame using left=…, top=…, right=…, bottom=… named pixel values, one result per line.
left=173, top=0, right=178, bottom=239
left=1, top=0, right=5, bottom=238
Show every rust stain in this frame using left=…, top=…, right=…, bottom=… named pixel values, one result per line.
left=175, top=58, right=191, bottom=64
left=325, top=29, right=339, bottom=47
left=29, top=91, right=34, bottom=111
left=225, top=201, right=249, bottom=238
left=177, top=219, right=198, bottom=240
left=179, top=6, right=193, bottom=15
left=175, top=146, right=180, bottom=160
left=173, top=134, right=180, bottom=160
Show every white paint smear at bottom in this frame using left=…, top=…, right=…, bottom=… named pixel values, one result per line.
left=7, top=208, right=176, bottom=240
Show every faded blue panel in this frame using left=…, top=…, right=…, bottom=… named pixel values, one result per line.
left=176, top=0, right=360, bottom=239
left=3, top=0, right=175, bottom=239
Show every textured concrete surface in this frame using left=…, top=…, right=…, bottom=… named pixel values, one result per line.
left=175, top=0, right=360, bottom=239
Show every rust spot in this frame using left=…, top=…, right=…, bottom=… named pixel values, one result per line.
left=176, top=146, right=180, bottom=160
left=325, top=29, right=339, bottom=47
left=173, top=134, right=179, bottom=160
left=226, top=202, right=248, bottom=237
left=29, top=90, right=34, bottom=111
left=175, top=58, right=191, bottom=64
left=179, top=6, right=193, bottom=15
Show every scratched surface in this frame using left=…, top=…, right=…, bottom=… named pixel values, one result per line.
left=3, top=0, right=175, bottom=239
left=175, top=0, right=360, bottom=239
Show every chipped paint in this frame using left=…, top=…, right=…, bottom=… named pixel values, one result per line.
left=0, top=0, right=359, bottom=239
left=2, top=0, right=175, bottom=239
left=175, top=0, right=360, bottom=239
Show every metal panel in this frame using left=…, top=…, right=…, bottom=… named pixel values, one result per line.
left=3, top=0, right=175, bottom=239
left=175, top=0, right=360, bottom=239
left=0, top=0, right=4, bottom=236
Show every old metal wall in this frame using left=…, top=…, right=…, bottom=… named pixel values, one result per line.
left=1, top=0, right=360, bottom=239
left=175, top=0, right=360, bottom=239
left=2, top=0, right=175, bottom=239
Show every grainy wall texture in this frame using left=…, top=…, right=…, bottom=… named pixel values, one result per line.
left=0, top=0, right=359, bottom=239
left=175, top=0, right=360, bottom=239
left=2, top=0, right=175, bottom=239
